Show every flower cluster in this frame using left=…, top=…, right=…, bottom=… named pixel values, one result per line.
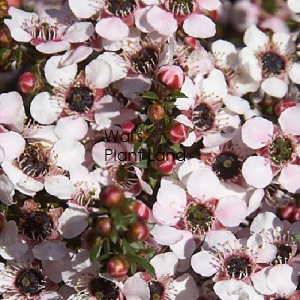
left=0, top=0, right=300, bottom=299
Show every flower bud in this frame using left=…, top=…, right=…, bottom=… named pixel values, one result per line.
left=135, top=200, right=150, bottom=221
left=100, top=186, right=124, bottom=207
left=18, top=71, right=44, bottom=96
left=165, top=121, right=189, bottom=144
left=0, top=0, right=8, bottom=18
left=156, top=65, right=185, bottom=90
left=0, top=26, right=13, bottom=48
left=0, top=47, right=11, bottom=66
left=147, top=103, right=165, bottom=124
left=122, top=120, right=136, bottom=134
left=126, top=221, right=149, bottom=242
left=277, top=203, right=300, bottom=223
left=107, top=255, right=130, bottom=279
left=157, top=153, right=175, bottom=175
left=274, top=100, right=296, bottom=117
left=82, top=228, right=99, bottom=250
left=95, top=216, right=112, bottom=237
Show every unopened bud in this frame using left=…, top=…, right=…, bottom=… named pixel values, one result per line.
left=0, top=26, right=12, bottom=47
left=0, top=0, right=8, bottom=18
left=18, top=71, right=44, bottom=95
left=156, top=65, right=185, bottom=90
left=274, top=99, right=296, bottom=117
left=147, top=103, right=165, bottom=124
left=165, top=121, right=189, bottom=144
left=107, top=254, right=130, bottom=279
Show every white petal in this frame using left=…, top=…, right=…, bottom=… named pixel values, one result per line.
left=96, top=17, right=129, bottom=41
left=4, top=19, right=32, bottom=42
left=278, top=164, right=300, bottom=193
left=30, top=92, right=62, bottom=124
left=54, top=116, right=88, bottom=140
left=44, top=175, right=76, bottom=200
left=150, top=252, right=178, bottom=278
left=0, top=221, right=18, bottom=246
left=42, top=260, right=63, bottom=283
left=191, top=251, right=218, bottom=276
left=58, top=208, right=88, bottom=238
left=63, top=22, right=94, bottom=43
left=60, top=45, right=93, bottom=66
left=0, top=174, right=15, bottom=205
left=51, top=139, right=85, bottom=171
left=183, top=14, right=216, bottom=38
left=68, top=0, right=98, bottom=18
left=0, top=236, right=28, bottom=259
left=202, top=69, right=227, bottom=98
left=272, top=32, right=296, bottom=55
left=242, top=156, right=273, bottom=188
left=32, top=240, right=67, bottom=261
left=151, top=226, right=182, bottom=245
left=244, top=24, right=268, bottom=51
left=279, top=106, right=300, bottom=135
left=44, top=56, right=77, bottom=87
left=36, top=41, right=70, bottom=54
left=85, top=58, right=112, bottom=89
left=169, top=230, right=196, bottom=259
left=0, top=132, right=25, bottom=161
left=169, top=273, right=199, bottom=300
left=211, top=40, right=239, bottom=69
left=123, top=276, right=150, bottom=300
left=223, top=94, right=250, bottom=114
left=261, top=77, right=288, bottom=98
left=134, top=7, right=155, bottom=33
left=288, top=0, right=300, bottom=13
left=240, top=47, right=262, bottom=81
left=288, top=63, right=300, bottom=84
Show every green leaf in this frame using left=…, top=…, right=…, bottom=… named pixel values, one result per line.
left=159, top=134, right=167, bottom=145
left=136, top=91, right=159, bottom=100
left=169, top=171, right=179, bottom=180
left=170, top=91, right=187, bottom=99
left=13, top=48, right=23, bottom=69
left=126, top=254, right=156, bottom=278
left=169, top=143, right=182, bottom=153
left=89, top=238, right=103, bottom=262
left=134, top=141, right=144, bottom=152
left=135, top=159, right=148, bottom=169
left=291, top=234, right=300, bottom=242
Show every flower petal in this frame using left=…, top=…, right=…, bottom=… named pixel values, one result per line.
left=96, top=17, right=129, bottom=41
left=244, top=24, right=268, bottom=51
left=279, top=106, right=300, bottom=135
left=183, top=14, right=216, bottom=38
left=261, top=77, right=288, bottom=98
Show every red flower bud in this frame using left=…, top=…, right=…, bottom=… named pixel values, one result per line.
left=277, top=203, right=300, bottom=223
left=274, top=100, right=296, bottom=117
left=18, top=71, right=44, bottom=96
left=107, top=255, right=130, bottom=279
left=100, top=186, right=124, bottom=207
left=165, top=121, right=189, bottom=144
left=147, top=103, right=165, bottom=124
left=82, top=228, right=99, bottom=250
left=156, top=65, right=185, bottom=90
left=95, top=216, right=112, bottom=237
left=135, top=200, right=150, bottom=221
left=126, top=221, right=149, bottom=242
left=157, top=153, right=176, bottom=175
left=122, top=120, right=136, bottom=134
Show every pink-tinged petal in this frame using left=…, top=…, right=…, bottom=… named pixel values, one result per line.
left=8, top=7, right=36, bottom=26
left=191, top=251, right=219, bottom=276
left=95, top=52, right=127, bottom=83
left=288, top=63, right=300, bottom=84
left=244, top=25, right=268, bottom=51
left=0, top=132, right=25, bottom=160
left=121, top=75, right=151, bottom=98
left=0, top=220, right=18, bottom=246
left=63, top=22, right=94, bottom=43
left=54, top=116, right=88, bottom=140
left=279, top=106, right=300, bottom=135
left=261, top=77, right=288, bottom=98
left=216, top=196, right=247, bottom=227
left=156, top=184, right=186, bottom=207
left=241, top=117, right=273, bottom=149
left=123, top=276, right=150, bottom=300
left=187, top=169, right=220, bottom=200
left=242, top=156, right=273, bottom=188
left=223, top=94, right=250, bottom=114
left=4, top=19, right=32, bottom=42
left=198, top=0, right=221, bottom=10
left=183, top=14, right=216, bottom=38
left=0, top=91, right=25, bottom=132
left=44, top=175, right=76, bottom=200
left=0, top=174, right=15, bottom=206
left=203, top=230, right=236, bottom=251
left=251, top=267, right=273, bottom=295
left=51, top=139, right=85, bottom=171
left=272, top=32, right=296, bottom=55
left=68, top=0, right=98, bottom=18
left=32, top=240, right=67, bottom=261
left=0, top=235, right=28, bottom=260
left=36, top=41, right=70, bottom=54
left=152, top=200, right=182, bottom=226
left=278, top=164, right=300, bottom=193
left=170, top=273, right=199, bottom=300
left=169, top=230, right=196, bottom=259
left=288, top=0, right=300, bottom=12
left=58, top=208, right=88, bottom=238
left=85, top=58, right=112, bottom=89
left=146, top=7, right=177, bottom=35
left=44, top=56, right=77, bottom=87
left=267, top=265, right=298, bottom=295
left=92, top=142, right=123, bottom=168
left=42, top=260, right=63, bottom=283
left=60, top=45, right=93, bottom=66
left=96, top=17, right=129, bottom=41
left=150, top=252, right=178, bottom=278
left=151, top=225, right=182, bottom=245
left=250, top=212, right=282, bottom=234
left=134, top=167, right=153, bottom=195
left=134, top=7, right=155, bottom=33
left=247, top=188, right=264, bottom=215
left=30, top=92, right=62, bottom=125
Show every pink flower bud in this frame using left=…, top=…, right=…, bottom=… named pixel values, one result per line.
left=157, top=153, right=176, bottom=175
left=18, top=71, right=43, bottom=95
left=156, top=65, right=185, bottom=90
left=122, top=120, right=136, bottom=134
left=165, top=121, right=189, bottom=144
left=135, top=200, right=150, bottom=221
left=107, top=255, right=130, bottom=279
left=274, top=100, right=296, bottom=117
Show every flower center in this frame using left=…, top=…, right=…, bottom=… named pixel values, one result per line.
left=272, top=244, right=292, bottom=265
left=109, top=163, right=139, bottom=190
left=224, top=255, right=252, bottom=279
left=166, top=0, right=194, bottom=15
left=261, top=52, right=285, bottom=75
left=269, top=137, right=293, bottom=165
left=212, top=152, right=241, bottom=180
left=20, top=211, right=53, bottom=241
left=131, top=47, right=159, bottom=74
left=15, top=268, right=45, bottom=296
left=192, top=103, right=215, bottom=131
left=107, top=0, right=137, bottom=17
left=66, top=86, right=94, bottom=112
left=29, top=20, right=65, bottom=43
left=88, top=277, right=119, bottom=300
left=148, top=281, right=165, bottom=300
left=18, top=144, right=49, bottom=177
left=186, top=204, right=213, bottom=233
